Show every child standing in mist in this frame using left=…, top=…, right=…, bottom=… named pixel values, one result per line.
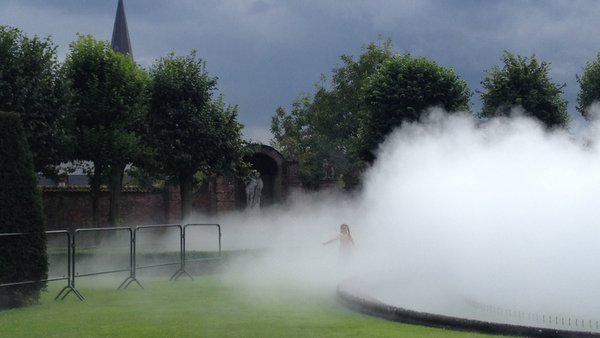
left=323, top=223, right=355, bottom=257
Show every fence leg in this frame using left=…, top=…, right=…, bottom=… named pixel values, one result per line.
left=56, top=283, right=85, bottom=301
left=118, top=229, right=143, bottom=290
left=55, top=231, right=84, bottom=301
left=118, top=276, right=143, bottom=290
left=170, top=268, right=193, bottom=281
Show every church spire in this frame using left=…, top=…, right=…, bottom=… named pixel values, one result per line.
left=111, top=0, right=133, bottom=57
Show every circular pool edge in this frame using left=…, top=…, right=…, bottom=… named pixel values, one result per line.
left=336, top=280, right=600, bottom=338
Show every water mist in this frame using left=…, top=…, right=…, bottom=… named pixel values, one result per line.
left=197, top=107, right=600, bottom=330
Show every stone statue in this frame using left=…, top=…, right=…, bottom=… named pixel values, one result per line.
left=245, top=171, right=263, bottom=210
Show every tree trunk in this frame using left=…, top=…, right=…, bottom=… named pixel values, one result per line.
left=107, top=163, right=125, bottom=226
left=90, top=164, right=104, bottom=228
left=179, top=172, right=194, bottom=222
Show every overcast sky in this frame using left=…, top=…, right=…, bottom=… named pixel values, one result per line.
left=1, top=0, right=598, bottom=142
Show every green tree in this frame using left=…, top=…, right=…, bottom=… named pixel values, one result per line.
left=480, top=52, right=568, bottom=128
left=62, top=35, right=149, bottom=226
left=147, top=51, right=245, bottom=220
left=0, top=112, right=48, bottom=309
left=358, top=53, right=472, bottom=162
left=577, top=53, right=600, bottom=120
left=0, top=25, right=72, bottom=175
left=271, top=40, right=394, bottom=189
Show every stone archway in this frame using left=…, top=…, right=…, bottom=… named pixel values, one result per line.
left=235, top=144, right=287, bottom=209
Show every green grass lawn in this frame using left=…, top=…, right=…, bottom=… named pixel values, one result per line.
left=0, top=274, right=503, bottom=338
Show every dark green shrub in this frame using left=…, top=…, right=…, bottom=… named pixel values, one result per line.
left=0, top=111, right=48, bottom=309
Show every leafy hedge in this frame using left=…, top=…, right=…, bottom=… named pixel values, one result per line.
left=0, top=111, right=48, bottom=308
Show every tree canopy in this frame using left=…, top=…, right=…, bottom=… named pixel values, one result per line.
left=271, top=40, right=394, bottom=189
left=577, top=53, right=600, bottom=120
left=147, top=51, right=245, bottom=219
left=0, top=25, right=72, bottom=174
left=480, top=52, right=569, bottom=128
left=358, top=53, right=472, bottom=163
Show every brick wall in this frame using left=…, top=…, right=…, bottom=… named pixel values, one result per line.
left=40, top=164, right=299, bottom=231
left=41, top=183, right=221, bottom=231
left=42, top=187, right=167, bottom=231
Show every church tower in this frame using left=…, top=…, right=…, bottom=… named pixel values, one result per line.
left=111, top=0, right=132, bottom=56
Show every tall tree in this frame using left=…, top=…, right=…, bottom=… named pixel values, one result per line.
left=576, top=53, right=600, bottom=120
left=358, top=53, right=472, bottom=162
left=62, top=35, right=149, bottom=226
left=480, top=52, right=568, bottom=128
left=0, top=25, right=72, bottom=175
left=271, top=40, right=394, bottom=189
left=0, top=112, right=48, bottom=309
left=148, top=51, right=244, bottom=220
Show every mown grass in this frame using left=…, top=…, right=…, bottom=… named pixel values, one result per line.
left=0, top=275, right=502, bottom=338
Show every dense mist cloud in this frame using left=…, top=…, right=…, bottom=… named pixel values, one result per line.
left=359, top=109, right=600, bottom=318
left=208, top=108, right=600, bottom=329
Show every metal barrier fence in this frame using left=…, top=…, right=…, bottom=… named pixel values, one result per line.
left=0, top=223, right=222, bottom=301
left=122, top=224, right=183, bottom=289
left=0, top=231, right=83, bottom=301
left=172, top=223, right=222, bottom=281
left=74, top=227, right=135, bottom=295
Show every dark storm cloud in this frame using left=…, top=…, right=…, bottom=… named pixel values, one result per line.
left=1, top=0, right=599, bottom=140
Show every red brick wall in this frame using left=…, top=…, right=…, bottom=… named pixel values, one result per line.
left=41, top=184, right=221, bottom=231
left=42, top=189, right=167, bottom=231
left=40, top=148, right=300, bottom=230
left=215, top=177, right=236, bottom=213
left=41, top=173, right=286, bottom=231
left=164, top=184, right=181, bottom=224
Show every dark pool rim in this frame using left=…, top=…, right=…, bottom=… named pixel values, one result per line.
left=336, top=281, right=600, bottom=338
